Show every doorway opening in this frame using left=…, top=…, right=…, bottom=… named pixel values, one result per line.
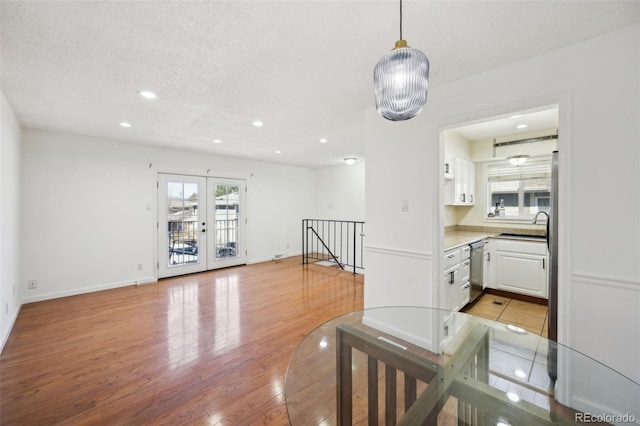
left=439, top=104, right=559, bottom=318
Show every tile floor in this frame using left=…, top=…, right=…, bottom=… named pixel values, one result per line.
left=463, top=293, right=549, bottom=337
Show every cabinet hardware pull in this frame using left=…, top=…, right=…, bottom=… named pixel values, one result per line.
left=461, top=193, right=465, bottom=202
left=450, top=271, right=455, bottom=285
left=470, top=195, right=473, bottom=203
left=447, top=254, right=455, bottom=259
left=543, top=258, right=546, bottom=269
left=487, top=253, right=491, bottom=261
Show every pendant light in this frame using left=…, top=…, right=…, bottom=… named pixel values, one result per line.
left=374, top=0, right=430, bottom=121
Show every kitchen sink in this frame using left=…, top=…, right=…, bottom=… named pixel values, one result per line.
left=497, top=233, right=546, bottom=240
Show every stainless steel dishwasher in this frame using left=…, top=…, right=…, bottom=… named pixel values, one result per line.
left=469, top=240, right=487, bottom=304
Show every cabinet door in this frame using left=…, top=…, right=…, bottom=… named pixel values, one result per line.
left=496, top=251, right=547, bottom=298
left=454, top=157, right=467, bottom=204
left=444, top=154, right=454, bottom=180
left=452, top=158, right=475, bottom=205
left=443, top=268, right=460, bottom=311
left=483, top=251, right=490, bottom=289
left=466, top=160, right=475, bottom=204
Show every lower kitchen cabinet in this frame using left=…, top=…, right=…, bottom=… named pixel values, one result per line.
left=443, top=246, right=471, bottom=312
left=493, top=239, right=548, bottom=298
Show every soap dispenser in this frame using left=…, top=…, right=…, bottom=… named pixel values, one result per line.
left=499, top=199, right=506, bottom=216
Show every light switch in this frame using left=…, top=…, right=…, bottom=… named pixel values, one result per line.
left=401, top=199, right=408, bottom=211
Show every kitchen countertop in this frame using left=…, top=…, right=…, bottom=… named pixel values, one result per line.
left=444, top=231, right=491, bottom=251
left=444, top=229, right=547, bottom=251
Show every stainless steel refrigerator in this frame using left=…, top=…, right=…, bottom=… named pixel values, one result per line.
left=548, top=150, right=559, bottom=381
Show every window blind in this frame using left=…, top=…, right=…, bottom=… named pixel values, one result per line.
left=487, top=156, right=551, bottom=182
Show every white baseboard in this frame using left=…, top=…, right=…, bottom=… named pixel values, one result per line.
left=0, top=301, right=22, bottom=354
left=21, top=276, right=157, bottom=304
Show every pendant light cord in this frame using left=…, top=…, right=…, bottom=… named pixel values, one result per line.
left=399, top=0, right=403, bottom=40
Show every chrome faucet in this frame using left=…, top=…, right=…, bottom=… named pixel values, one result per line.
left=532, top=211, right=549, bottom=224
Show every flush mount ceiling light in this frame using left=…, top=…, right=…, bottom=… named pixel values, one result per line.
left=516, top=123, right=528, bottom=129
left=252, top=120, right=264, bottom=127
left=138, top=90, right=158, bottom=99
left=319, top=138, right=328, bottom=143
left=344, top=157, right=357, bottom=165
left=373, top=0, right=430, bottom=121
left=119, top=122, right=132, bottom=128
left=507, top=155, right=530, bottom=166
left=212, top=139, right=222, bottom=144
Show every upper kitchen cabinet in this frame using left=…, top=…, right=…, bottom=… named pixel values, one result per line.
left=443, top=130, right=475, bottom=206
left=444, top=153, right=455, bottom=180
left=453, top=158, right=475, bottom=205
left=444, top=155, right=475, bottom=206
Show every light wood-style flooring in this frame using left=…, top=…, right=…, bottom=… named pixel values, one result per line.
left=0, top=258, right=363, bottom=425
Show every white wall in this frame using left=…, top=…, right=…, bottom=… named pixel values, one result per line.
left=1, top=92, right=22, bottom=351
left=314, top=162, right=365, bottom=221
left=365, top=25, right=640, bottom=383
left=20, top=129, right=315, bottom=303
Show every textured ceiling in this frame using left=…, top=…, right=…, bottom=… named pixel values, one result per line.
left=2, top=1, right=639, bottom=168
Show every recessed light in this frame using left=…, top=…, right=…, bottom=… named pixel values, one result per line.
left=120, top=122, right=132, bottom=128
left=212, top=139, right=222, bottom=144
left=320, top=138, right=328, bottom=143
left=275, top=150, right=281, bottom=154
left=138, top=90, right=158, bottom=99
left=516, top=124, right=528, bottom=129
left=509, top=114, right=521, bottom=119
left=252, top=121, right=264, bottom=127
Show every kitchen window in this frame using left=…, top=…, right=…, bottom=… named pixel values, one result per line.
left=486, top=156, right=551, bottom=221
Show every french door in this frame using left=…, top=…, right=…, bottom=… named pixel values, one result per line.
left=158, top=174, right=246, bottom=278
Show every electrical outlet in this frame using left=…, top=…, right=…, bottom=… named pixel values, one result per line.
left=137, top=264, right=143, bottom=271
left=27, top=280, right=37, bottom=290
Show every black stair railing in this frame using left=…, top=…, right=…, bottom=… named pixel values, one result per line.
left=302, top=219, right=365, bottom=274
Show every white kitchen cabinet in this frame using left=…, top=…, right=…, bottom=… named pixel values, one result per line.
left=494, top=239, right=548, bottom=298
left=452, top=157, right=475, bottom=206
left=444, top=154, right=455, bottom=180
left=443, top=247, right=471, bottom=311
left=483, top=239, right=494, bottom=289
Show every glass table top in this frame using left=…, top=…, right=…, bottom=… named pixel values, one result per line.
left=285, top=307, right=639, bottom=425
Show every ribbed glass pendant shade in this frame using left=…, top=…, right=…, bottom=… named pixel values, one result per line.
left=374, top=42, right=430, bottom=121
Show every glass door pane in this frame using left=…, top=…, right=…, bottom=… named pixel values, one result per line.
left=158, top=174, right=207, bottom=278
left=207, top=178, right=246, bottom=269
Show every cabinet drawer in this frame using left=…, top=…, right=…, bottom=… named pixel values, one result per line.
left=460, top=259, right=471, bottom=282
left=460, top=245, right=471, bottom=261
left=444, top=249, right=461, bottom=270
left=460, top=281, right=470, bottom=307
